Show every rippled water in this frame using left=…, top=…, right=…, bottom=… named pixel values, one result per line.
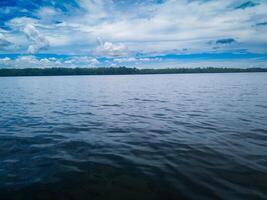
left=0, top=73, right=267, bottom=199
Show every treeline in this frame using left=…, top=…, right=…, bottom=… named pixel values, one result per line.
left=0, top=67, right=267, bottom=77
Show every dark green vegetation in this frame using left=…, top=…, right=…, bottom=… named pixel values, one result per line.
left=0, top=67, right=267, bottom=77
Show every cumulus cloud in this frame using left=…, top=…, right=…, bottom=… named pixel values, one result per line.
left=64, top=56, right=100, bottom=65
left=0, top=55, right=102, bottom=68
left=23, top=24, right=49, bottom=54
left=95, top=41, right=129, bottom=57
left=1, top=0, right=267, bottom=62
left=77, top=0, right=113, bottom=21
left=79, top=0, right=267, bottom=54
left=0, top=56, right=60, bottom=68
left=36, top=7, right=58, bottom=21
left=0, top=57, right=11, bottom=61
left=0, top=56, right=39, bottom=68
left=1, top=53, right=267, bottom=69
left=7, top=17, right=38, bottom=29
left=113, top=57, right=161, bottom=63
left=0, top=33, right=13, bottom=50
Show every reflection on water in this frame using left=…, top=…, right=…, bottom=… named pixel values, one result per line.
left=0, top=73, right=267, bottom=199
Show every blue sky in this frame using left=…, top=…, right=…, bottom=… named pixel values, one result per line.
left=0, top=0, right=267, bottom=68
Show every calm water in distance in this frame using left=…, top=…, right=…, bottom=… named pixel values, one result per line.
left=0, top=73, right=267, bottom=200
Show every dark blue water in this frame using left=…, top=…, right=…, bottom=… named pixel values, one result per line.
left=0, top=73, right=267, bottom=200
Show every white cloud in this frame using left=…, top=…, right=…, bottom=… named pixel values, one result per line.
left=0, top=54, right=266, bottom=69
left=48, top=0, right=264, bottom=55
left=36, top=7, right=58, bottom=21
left=23, top=24, right=49, bottom=54
left=90, top=58, right=100, bottom=65
left=0, top=56, right=102, bottom=68
left=95, top=41, right=129, bottom=57
left=0, top=57, right=11, bottom=61
left=0, top=56, right=61, bottom=68
left=63, top=56, right=100, bottom=65
left=113, top=57, right=161, bottom=63
left=77, top=0, right=113, bottom=22
left=1, top=0, right=267, bottom=57
left=0, top=33, right=13, bottom=50
left=7, top=17, right=38, bottom=28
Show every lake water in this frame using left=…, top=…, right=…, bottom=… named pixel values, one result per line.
left=0, top=73, right=267, bottom=200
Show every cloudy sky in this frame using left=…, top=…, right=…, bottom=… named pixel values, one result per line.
left=0, top=0, right=267, bottom=68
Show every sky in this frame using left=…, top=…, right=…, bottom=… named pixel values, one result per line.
left=0, top=0, right=267, bottom=68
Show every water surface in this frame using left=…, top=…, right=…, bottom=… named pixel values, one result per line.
left=0, top=73, right=267, bottom=199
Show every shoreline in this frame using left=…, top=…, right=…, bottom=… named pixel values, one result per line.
left=0, top=67, right=267, bottom=77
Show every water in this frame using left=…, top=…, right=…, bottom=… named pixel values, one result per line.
left=0, top=73, right=267, bottom=200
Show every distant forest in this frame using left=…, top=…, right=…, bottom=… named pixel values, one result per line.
left=0, top=67, right=267, bottom=77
